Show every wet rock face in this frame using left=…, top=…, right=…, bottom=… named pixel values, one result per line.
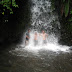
left=51, top=0, right=72, bottom=46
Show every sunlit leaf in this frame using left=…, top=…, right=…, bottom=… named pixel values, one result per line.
left=2, top=12, right=4, bottom=15
left=10, top=11, right=13, bottom=14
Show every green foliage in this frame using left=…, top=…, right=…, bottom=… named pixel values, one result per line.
left=12, top=0, right=18, bottom=7
left=0, top=0, right=19, bottom=15
left=70, top=10, right=72, bottom=14
left=2, top=12, right=4, bottom=15
left=51, top=0, right=72, bottom=33
left=64, top=0, right=69, bottom=17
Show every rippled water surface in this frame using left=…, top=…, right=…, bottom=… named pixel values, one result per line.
left=0, top=44, right=72, bottom=72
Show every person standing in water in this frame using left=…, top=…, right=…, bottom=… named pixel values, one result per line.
left=25, top=29, right=31, bottom=45
left=34, top=32, right=38, bottom=45
left=41, top=30, right=48, bottom=44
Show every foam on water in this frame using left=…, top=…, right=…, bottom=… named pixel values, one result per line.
left=24, top=44, right=69, bottom=52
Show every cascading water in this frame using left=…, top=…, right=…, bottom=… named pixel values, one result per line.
left=21, top=0, right=70, bottom=53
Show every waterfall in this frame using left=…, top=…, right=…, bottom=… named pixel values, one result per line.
left=21, top=0, right=69, bottom=52
left=31, top=0, right=60, bottom=34
left=29, top=0, right=60, bottom=43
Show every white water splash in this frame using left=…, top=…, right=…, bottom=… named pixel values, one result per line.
left=21, top=31, right=70, bottom=53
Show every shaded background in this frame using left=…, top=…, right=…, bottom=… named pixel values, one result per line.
left=0, top=0, right=31, bottom=48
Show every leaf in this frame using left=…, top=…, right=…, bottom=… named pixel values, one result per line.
left=2, top=12, right=4, bottom=15
left=64, top=0, right=70, bottom=17
left=70, top=10, right=72, bottom=14
left=10, top=11, right=13, bottom=14
left=0, top=0, right=18, bottom=15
